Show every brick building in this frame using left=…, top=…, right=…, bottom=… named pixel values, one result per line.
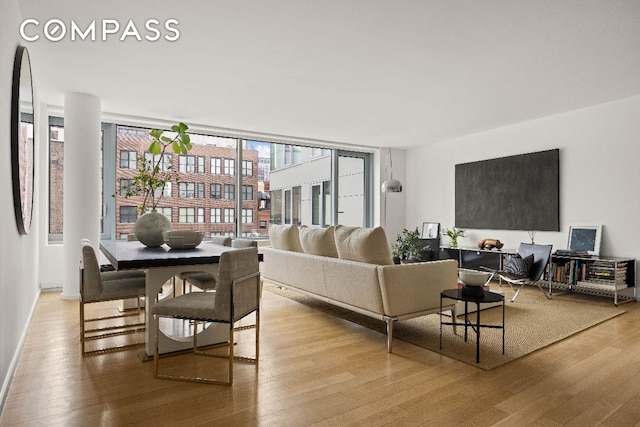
left=114, top=126, right=262, bottom=239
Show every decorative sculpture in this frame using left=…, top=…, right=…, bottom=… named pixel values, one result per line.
left=478, top=238, right=504, bottom=250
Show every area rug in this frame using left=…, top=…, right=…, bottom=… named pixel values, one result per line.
left=264, top=283, right=626, bottom=370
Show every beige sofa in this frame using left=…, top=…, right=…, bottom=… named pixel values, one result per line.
left=261, top=224, right=459, bottom=352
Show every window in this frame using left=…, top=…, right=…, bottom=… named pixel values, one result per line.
left=179, top=182, right=195, bottom=198
left=242, top=185, right=253, bottom=201
left=284, top=189, right=291, bottom=224
left=311, top=147, right=330, bottom=157
left=49, top=123, right=64, bottom=235
left=224, top=184, right=235, bottom=200
left=211, top=157, right=221, bottom=174
left=155, top=182, right=171, bottom=198
left=153, top=206, right=172, bottom=222
left=275, top=185, right=303, bottom=225
left=224, top=208, right=235, bottom=223
left=120, top=179, right=132, bottom=196
left=120, top=206, right=137, bottom=223
left=51, top=121, right=371, bottom=243
left=144, top=152, right=171, bottom=171
left=311, top=180, right=331, bottom=226
left=292, top=186, right=301, bottom=225
left=311, top=184, right=321, bottom=226
left=323, top=181, right=331, bottom=227
left=210, top=183, right=222, bottom=199
left=242, top=208, right=254, bottom=224
left=179, top=207, right=196, bottom=223
left=270, top=143, right=303, bottom=170
left=258, top=191, right=270, bottom=211
left=210, top=208, right=221, bottom=223
left=120, top=150, right=137, bottom=169
left=179, top=155, right=195, bottom=173
left=48, top=119, right=108, bottom=240
left=224, top=158, right=235, bottom=175
left=271, top=189, right=282, bottom=225
left=242, top=160, right=253, bottom=177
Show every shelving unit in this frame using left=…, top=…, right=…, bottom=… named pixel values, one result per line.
left=547, top=253, right=636, bottom=305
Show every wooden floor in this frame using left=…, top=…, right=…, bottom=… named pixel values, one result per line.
left=2, top=287, right=640, bottom=426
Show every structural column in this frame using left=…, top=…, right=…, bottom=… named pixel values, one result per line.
left=62, top=92, right=101, bottom=299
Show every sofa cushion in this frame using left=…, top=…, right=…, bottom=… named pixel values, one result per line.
left=334, top=225, right=393, bottom=265
left=298, top=226, right=339, bottom=258
left=269, top=224, right=303, bottom=252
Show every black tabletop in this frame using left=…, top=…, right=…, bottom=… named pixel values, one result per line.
left=441, top=288, right=504, bottom=303
left=100, top=240, right=232, bottom=270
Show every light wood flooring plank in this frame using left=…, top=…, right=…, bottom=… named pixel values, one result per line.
left=2, top=288, right=640, bottom=426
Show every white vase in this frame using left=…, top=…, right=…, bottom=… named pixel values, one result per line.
left=134, top=210, right=172, bottom=247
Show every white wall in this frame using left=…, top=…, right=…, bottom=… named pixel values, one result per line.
left=405, top=95, right=640, bottom=286
left=0, top=0, right=41, bottom=407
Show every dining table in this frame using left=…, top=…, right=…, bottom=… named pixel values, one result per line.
left=100, top=240, right=254, bottom=358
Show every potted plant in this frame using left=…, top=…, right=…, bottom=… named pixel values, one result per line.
left=125, top=122, right=191, bottom=246
left=443, top=227, right=465, bottom=248
left=392, top=228, right=431, bottom=263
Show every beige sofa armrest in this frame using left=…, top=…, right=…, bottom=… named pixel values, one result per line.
left=377, top=259, right=458, bottom=317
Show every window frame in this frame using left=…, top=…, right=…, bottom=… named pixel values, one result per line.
left=178, top=207, right=196, bottom=223
left=119, top=205, right=137, bottom=223
left=48, top=118, right=374, bottom=243
left=179, top=155, right=196, bottom=173
left=179, top=182, right=196, bottom=198
left=120, top=150, right=137, bottom=169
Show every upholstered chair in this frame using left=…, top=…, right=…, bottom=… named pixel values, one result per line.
left=178, top=236, right=233, bottom=293
left=152, top=247, right=261, bottom=385
left=80, top=239, right=146, bottom=355
left=231, top=238, right=258, bottom=248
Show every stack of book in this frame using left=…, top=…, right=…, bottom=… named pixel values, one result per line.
left=576, top=261, right=628, bottom=291
left=554, top=249, right=591, bottom=257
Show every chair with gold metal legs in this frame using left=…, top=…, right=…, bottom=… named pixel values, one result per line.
left=80, top=239, right=146, bottom=355
left=183, top=238, right=258, bottom=292
left=152, top=247, right=260, bottom=385
left=177, top=236, right=232, bottom=294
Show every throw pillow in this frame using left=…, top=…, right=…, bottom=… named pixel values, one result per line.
left=298, top=226, right=339, bottom=258
left=334, top=225, right=394, bottom=265
left=268, top=224, right=303, bottom=252
left=504, top=253, right=534, bottom=277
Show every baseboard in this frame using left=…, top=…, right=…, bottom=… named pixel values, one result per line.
left=0, top=289, right=41, bottom=413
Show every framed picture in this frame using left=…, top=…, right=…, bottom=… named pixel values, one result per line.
left=421, top=222, right=440, bottom=239
left=567, top=225, right=602, bottom=256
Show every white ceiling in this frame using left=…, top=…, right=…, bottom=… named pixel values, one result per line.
left=16, top=0, right=640, bottom=149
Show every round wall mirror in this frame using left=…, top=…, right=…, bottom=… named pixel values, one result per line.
left=11, top=46, right=35, bottom=235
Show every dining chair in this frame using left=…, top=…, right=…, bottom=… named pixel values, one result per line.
left=185, top=239, right=258, bottom=291
left=152, top=247, right=261, bottom=385
left=80, top=239, right=146, bottom=355
left=178, top=236, right=233, bottom=293
left=231, top=238, right=258, bottom=248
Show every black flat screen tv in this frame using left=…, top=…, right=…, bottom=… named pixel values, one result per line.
left=455, top=149, right=559, bottom=231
